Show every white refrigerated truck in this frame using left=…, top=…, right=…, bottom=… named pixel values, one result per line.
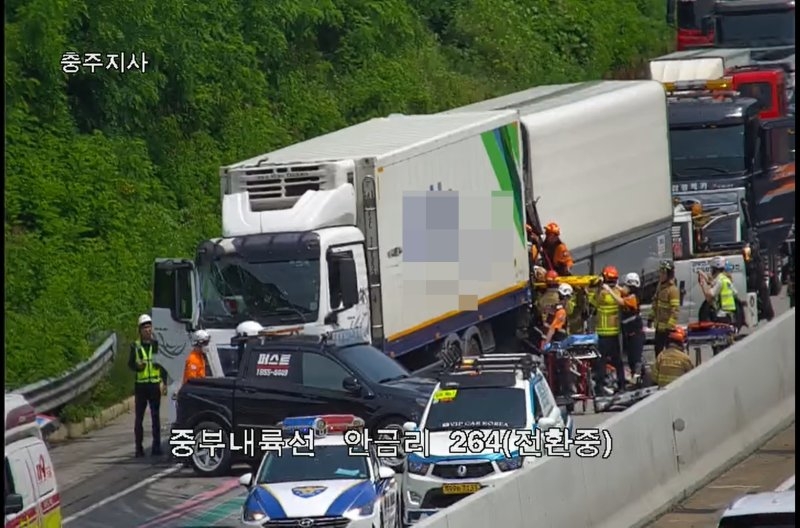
left=444, top=80, right=675, bottom=296
left=152, top=111, right=532, bottom=418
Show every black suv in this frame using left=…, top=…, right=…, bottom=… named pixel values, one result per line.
left=175, top=332, right=436, bottom=476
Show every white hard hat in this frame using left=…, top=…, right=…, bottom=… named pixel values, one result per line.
left=711, top=256, right=726, bottom=270
left=624, top=272, right=641, bottom=288
left=138, top=314, right=152, bottom=326
left=557, top=283, right=573, bottom=297
left=192, top=329, right=211, bottom=345
left=235, top=321, right=264, bottom=337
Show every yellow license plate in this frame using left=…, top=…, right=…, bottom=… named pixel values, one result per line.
left=442, top=483, right=481, bottom=495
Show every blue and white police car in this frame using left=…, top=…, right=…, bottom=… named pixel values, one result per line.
left=401, top=354, right=573, bottom=525
left=239, top=415, right=401, bottom=528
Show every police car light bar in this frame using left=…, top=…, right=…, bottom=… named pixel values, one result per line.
left=663, top=77, right=734, bottom=93
left=279, top=415, right=365, bottom=437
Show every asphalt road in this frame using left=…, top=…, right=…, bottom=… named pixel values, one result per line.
left=55, top=295, right=790, bottom=528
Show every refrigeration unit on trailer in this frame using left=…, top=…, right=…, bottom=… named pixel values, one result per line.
left=444, top=80, right=674, bottom=298
left=152, top=111, right=532, bottom=412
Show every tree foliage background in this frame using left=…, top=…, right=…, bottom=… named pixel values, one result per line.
left=5, top=0, right=671, bottom=387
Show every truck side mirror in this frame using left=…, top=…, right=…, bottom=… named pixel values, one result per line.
left=666, top=0, right=676, bottom=26
left=338, top=257, right=359, bottom=309
left=701, top=16, right=714, bottom=35
left=153, top=259, right=199, bottom=327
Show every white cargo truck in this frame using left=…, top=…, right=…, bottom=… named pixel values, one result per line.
left=444, top=80, right=674, bottom=298
left=152, top=111, right=532, bottom=418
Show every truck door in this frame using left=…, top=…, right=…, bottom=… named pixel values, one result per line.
left=754, top=119, right=796, bottom=251
left=152, top=258, right=200, bottom=425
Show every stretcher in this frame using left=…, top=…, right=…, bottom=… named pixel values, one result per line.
left=686, top=321, right=736, bottom=365
left=546, top=334, right=600, bottom=414
left=533, top=274, right=602, bottom=289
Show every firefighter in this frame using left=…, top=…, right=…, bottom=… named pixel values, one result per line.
left=649, top=260, right=681, bottom=357
left=651, top=326, right=694, bottom=388
left=526, top=223, right=542, bottom=267
left=601, top=272, right=646, bottom=381
left=699, top=256, right=737, bottom=324
left=183, top=329, right=211, bottom=384
left=541, top=283, right=574, bottom=402
left=536, top=270, right=561, bottom=318
left=592, top=266, right=626, bottom=394
left=541, top=222, right=573, bottom=276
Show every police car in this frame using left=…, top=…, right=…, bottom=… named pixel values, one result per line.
left=401, top=354, right=573, bottom=525
left=238, top=415, right=401, bottom=528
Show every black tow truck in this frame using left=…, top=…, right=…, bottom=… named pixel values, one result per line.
left=665, top=81, right=795, bottom=320
left=175, top=331, right=436, bottom=476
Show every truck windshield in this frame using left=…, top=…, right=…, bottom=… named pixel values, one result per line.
left=197, top=256, right=320, bottom=328
left=424, top=387, right=526, bottom=432
left=716, top=10, right=795, bottom=48
left=669, top=125, right=746, bottom=174
left=257, top=444, right=369, bottom=484
left=736, top=82, right=774, bottom=112
left=717, top=512, right=795, bottom=527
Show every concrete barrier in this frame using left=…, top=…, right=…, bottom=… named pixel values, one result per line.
left=417, top=309, right=796, bottom=528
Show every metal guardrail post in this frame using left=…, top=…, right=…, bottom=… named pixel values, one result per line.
left=8, top=332, right=118, bottom=414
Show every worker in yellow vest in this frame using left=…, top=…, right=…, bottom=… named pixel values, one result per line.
left=591, top=266, right=626, bottom=394
left=128, top=314, right=167, bottom=458
left=699, top=256, right=738, bottom=324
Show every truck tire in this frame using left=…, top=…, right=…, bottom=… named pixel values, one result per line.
left=191, top=420, right=233, bottom=477
left=465, top=336, right=482, bottom=358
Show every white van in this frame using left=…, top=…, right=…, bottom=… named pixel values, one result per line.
left=717, top=490, right=795, bottom=527
left=4, top=394, right=62, bottom=528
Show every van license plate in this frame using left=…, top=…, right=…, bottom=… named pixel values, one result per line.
left=442, top=483, right=480, bottom=495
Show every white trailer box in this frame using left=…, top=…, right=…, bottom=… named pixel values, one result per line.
left=649, top=49, right=752, bottom=83
left=445, top=81, right=674, bottom=285
left=221, top=111, right=529, bottom=353
left=151, top=111, right=530, bottom=370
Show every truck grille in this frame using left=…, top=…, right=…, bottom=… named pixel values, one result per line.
left=263, top=517, right=350, bottom=528
left=241, top=165, right=327, bottom=211
left=431, top=461, right=494, bottom=479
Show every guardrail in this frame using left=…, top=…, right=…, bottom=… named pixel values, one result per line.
left=418, top=309, right=795, bottom=528
left=9, top=333, right=118, bottom=414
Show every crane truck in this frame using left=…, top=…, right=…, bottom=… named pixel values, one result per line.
left=153, top=111, right=535, bottom=423
left=443, top=80, right=675, bottom=302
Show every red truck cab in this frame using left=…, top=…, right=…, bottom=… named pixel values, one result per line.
left=731, top=68, right=789, bottom=119
left=668, top=0, right=716, bottom=50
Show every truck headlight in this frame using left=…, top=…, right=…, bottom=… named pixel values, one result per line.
left=344, top=501, right=375, bottom=519
left=496, top=456, right=523, bottom=472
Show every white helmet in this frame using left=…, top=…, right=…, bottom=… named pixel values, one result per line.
left=235, top=321, right=264, bottom=337
left=137, top=314, right=152, bottom=326
left=192, top=329, right=211, bottom=345
left=624, top=272, right=641, bottom=289
left=557, top=283, right=573, bottom=297
left=711, top=256, right=726, bottom=270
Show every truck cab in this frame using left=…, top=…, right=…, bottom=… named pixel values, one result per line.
left=664, top=80, right=795, bottom=312
left=667, top=0, right=716, bottom=51
left=707, top=0, right=795, bottom=52
left=731, top=67, right=790, bottom=119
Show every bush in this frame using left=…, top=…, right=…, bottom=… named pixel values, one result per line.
left=5, top=0, right=671, bottom=392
